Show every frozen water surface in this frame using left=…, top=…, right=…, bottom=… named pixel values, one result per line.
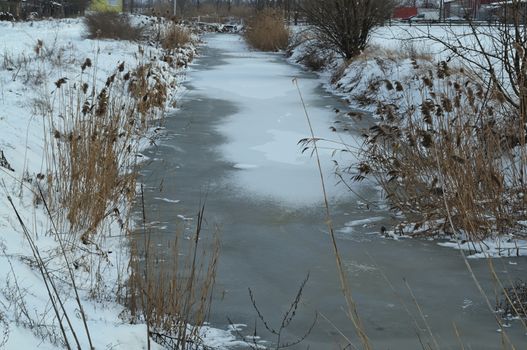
left=138, top=34, right=527, bottom=349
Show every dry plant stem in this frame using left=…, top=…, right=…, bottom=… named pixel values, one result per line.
left=140, top=184, right=151, bottom=350
left=317, top=311, right=358, bottom=350
left=433, top=147, right=517, bottom=350
left=128, top=198, right=218, bottom=348
left=365, top=252, right=428, bottom=340
left=294, top=78, right=371, bottom=350
left=486, top=258, right=527, bottom=331
left=452, top=321, right=466, bottom=350
left=403, top=279, right=439, bottom=350
left=4, top=187, right=77, bottom=350
left=37, top=183, right=94, bottom=349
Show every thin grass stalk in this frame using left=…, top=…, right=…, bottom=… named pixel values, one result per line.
left=433, top=145, right=517, bottom=350
left=294, top=78, right=372, bottom=350
left=4, top=188, right=77, bottom=350
left=452, top=321, right=466, bottom=350
left=403, top=279, right=439, bottom=350
left=140, top=183, right=151, bottom=350
left=37, top=183, right=94, bottom=349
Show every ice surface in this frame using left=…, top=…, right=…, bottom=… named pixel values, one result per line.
left=194, top=34, right=359, bottom=206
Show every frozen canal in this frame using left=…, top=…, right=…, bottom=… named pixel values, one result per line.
left=138, top=34, right=527, bottom=349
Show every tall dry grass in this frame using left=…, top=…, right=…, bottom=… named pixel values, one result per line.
left=85, top=12, right=145, bottom=40
left=353, top=61, right=527, bottom=247
left=128, top=204, right=219, bottom=348
left=161, top=24, right=192, bottom=51
left=44, top=55, right=168, bottom=245
left=245, top=10, right=290, bottom=52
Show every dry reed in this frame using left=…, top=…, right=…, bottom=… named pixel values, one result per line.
left=161, top=24, right=192, bottom=51
left=245, top=10, right=290, bottom=52
left=353, top=61, right=527, bottom=246
left=128, top=203, right=219, bottom=348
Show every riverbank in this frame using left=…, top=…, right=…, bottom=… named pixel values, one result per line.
left=287, top=24, right=527, bottom=259
left=0, top=17, right=242, bottom=349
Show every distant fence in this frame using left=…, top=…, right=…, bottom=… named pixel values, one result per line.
left=388, top=19, right=511, bottom=28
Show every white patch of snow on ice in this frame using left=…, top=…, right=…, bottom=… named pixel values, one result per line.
left=154, top=196, right=181, bottom=203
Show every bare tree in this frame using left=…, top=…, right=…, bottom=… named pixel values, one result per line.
left=301, top=0, right=395, bottom=59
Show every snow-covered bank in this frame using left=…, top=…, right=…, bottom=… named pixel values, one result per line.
left=0, top=17, right=239, bottom=349
left=287, top=24, right=527, bottom=258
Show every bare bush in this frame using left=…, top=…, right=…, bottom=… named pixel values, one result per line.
left=84, top=12, right=144, bottom=40
left=300, top=0, right=395, bottom=59
left=245, top=10, right=290, bottom=52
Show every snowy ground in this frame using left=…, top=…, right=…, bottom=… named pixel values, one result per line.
left=0, top=17, right=242, bottom=349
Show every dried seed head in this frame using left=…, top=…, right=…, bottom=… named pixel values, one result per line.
left=55, top=77, right=67, bottom=88
left=81, top=58, right=92, bottom=71
left=441, top=95, right=453, bottom=113
left=487, top=106, right=494, bottom=116
left=82, top=101, right=90, bottom=115
left=106, top=74, right=116, bottom=87
left=35, top=39, right=43, bottom=55
left=421, top=100, right=434, bottom=124
left=422, top=76, right=433, bottom=89
left=421, top=131, right=433, bottom=148
left=96, top=88, right=108, bottom=116
left=467, top=86, right=474, bottom=99
left=454, top=94, right=461, bottom=108
left=476, top=84, right=484, bottom=99
left=435, top=105, right=443, bottom=117
left=437, top=61, right=450, bottom=79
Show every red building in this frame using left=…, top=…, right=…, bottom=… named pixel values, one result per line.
left=393, top=6, right=418, bottom=20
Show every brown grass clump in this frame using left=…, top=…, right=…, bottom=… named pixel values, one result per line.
left=245, top=10, right=290, bottom=52
left=352, top=61, right=527, bottom=246
left=161, top=24, right=192, bottom=51
left=84, top=12, right=144, bottom=41
left=45, top=54, right=169, bottom=241
left=128, top=206, right=219, bottom=348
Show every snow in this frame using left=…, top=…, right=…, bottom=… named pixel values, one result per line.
left=438, top=237, right=527, bottom=259
left=195, top=34, right=360, bottom=206
left=154, top=197, right=181, bottom=203
left=0, top=17, right=243, bottom=349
